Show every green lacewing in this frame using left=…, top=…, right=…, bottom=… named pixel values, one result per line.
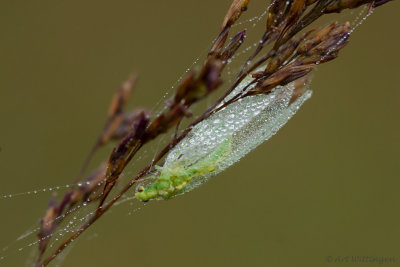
left=136, top=73, right=312, bottom=201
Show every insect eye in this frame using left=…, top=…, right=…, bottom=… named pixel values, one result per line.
left=137, top=186, right=145, bottom=192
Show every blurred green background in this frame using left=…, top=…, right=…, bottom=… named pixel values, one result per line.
left=0, top=0, right=399, bottom=266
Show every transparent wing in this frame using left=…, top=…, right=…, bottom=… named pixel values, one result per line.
left=164, top=78, right=312, bottom=193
